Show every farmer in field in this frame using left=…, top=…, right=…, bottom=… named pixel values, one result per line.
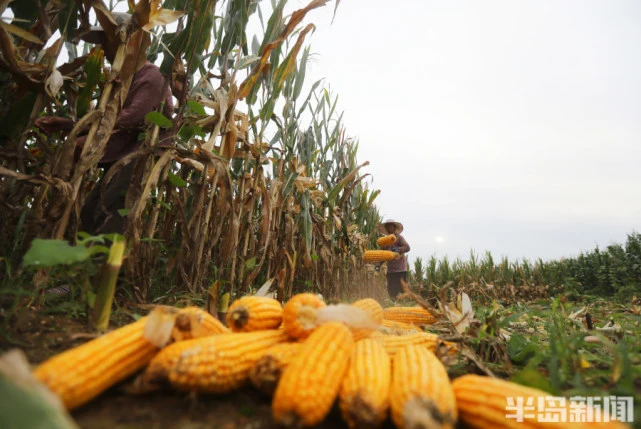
left=376, top=219, right=411, bottom=300
left=33, top=12, right=174, bottom=236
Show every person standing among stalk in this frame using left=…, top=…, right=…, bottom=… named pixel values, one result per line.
left=375, top=219, right=411, bottom=300
left=33, top=12, right=174, bottom=236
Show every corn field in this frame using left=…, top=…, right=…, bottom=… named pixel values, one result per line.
left=1, top=3, right=639, bottom=428
left=409, top=232, right=641, bottom=302
left=0, top=0, right=384, bottom=303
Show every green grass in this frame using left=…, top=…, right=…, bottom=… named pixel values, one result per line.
left=424, top=296, right=641, bottom=425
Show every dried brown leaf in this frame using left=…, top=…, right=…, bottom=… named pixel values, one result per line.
left=0, top=21, right=43, bottom=44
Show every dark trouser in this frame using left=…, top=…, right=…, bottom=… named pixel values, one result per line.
left=386, top=271, right=407, bottom=299
left=80, top=162, right=135, bottom=236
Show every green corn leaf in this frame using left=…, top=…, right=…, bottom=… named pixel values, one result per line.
left=168, top=172, right=187, bottom=187
left=145, top=111, right=172, bottom=128
left=22, top=239, right=91, bottom=267
left=236, top=54, right=260, bottom=70
left=245, top=256, right=257, bottom=270
left=186, top=100, right=206, bottom=116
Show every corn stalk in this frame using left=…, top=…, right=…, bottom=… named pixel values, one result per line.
left=1, top=0, right=384, bottom=304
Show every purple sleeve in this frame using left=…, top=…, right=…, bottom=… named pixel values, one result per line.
left=116, top=66, right=168, bottom=130
left=396, top=234, right=410, bottom=254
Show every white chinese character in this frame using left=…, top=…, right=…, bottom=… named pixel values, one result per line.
left=538, top=396, right=567, bottom=422
left=506, top=396, right=536, bottom=422
left=569, top=396, right=588, bottom=422
left=586, top=396, right=611, bottom=422
left=610, top=396, right=634, bottom=423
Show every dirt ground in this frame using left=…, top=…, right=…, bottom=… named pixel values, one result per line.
left=71, top=388, right=356, bottom=429
left=0, top=309, right=399, bottom=429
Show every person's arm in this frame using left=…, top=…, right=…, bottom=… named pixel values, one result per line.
left=33, top=117, right=74, bottom=134
left=395, top=234, right=410, bottom=255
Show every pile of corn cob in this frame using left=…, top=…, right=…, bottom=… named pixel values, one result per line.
left=363, top=234, right=399, bottom=263
left=30, top=296, right=630, bottom=428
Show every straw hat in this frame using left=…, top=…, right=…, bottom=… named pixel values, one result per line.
left=378, top=219, right=404, bottom=234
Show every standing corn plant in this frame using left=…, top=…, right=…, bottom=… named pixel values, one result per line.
left=1, top=0, right=384, bottom=305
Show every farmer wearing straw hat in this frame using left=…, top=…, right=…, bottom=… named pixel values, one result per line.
left=33, top=12, right=174, bottom=236
left=375, top=219, right=411, bottom=299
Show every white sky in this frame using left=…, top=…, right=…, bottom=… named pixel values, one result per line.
left=290, top=0, right=641, bottom=263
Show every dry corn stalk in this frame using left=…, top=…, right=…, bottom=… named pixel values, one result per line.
left=339, top=338, right=391, bottom=429
left=273, top=322, right=354, bottom=427
left=390, top=345, right=457, bottom=429
left=380, top=319, right=422, bottom=335
left=363, top=250, right=398, bottom=263
left=135, top=329, right=287, bottom=394
left=452, top=375, right=630, bottom=429
left=282, top=293, right=326, bottom=339
left=376, top=234, right=397, bottom=247
left=34, top=317, right=158, bottom=410
left=227, top=296, right=283, bottom=332
left=383, top=306, right=437, bottom=325
left=249, top=342, right=304, bottom=395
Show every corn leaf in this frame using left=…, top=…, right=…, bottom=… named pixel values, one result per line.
left=5, top=0, right=38, bottom=30
left=186, top=99, right=206, bottom=115
left=0, top=21, right=42, bottom=44
left=145, top=111, right=172, bottom=128
left=238, top=0, right=331, bottom=99
left=22, top=239, right=91, bottom=267
left=141, top=0, right=186, bottom=31
left=273, top=23, right=314, bottom=95
left=76, top=48, right=105, bottom=117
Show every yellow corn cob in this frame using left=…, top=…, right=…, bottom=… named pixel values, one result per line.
left=171, top=306, right=230, bottom=341
left=350, top=329, right=374, bottom=342
left=380, top=319, right=422, bottom=335
left=33, top=317, right=158, bottom=410
left=339, top=338, right=391, bottom=429
left=349, top=298, right=384, bottom=341
left=273, top=322, right=354, bottom=427
left=130, top=335, right=206, bottom=394
left=390, top=345, right=457, bottom=429
left=282, top=293, right=326, bottom=339
left=368, top=331, right=385, bottom=340
left=352, top=298, right=384, bottom=324
left=383, top=306, right=437, bottom=325
left=452, top=375, right=630, bottom=429
left=375, top=332, right=457, bottom=356
left=363, top=250, right=398, bottom=263
left=249, top=342, right=304, bottom=395
left=226, top=296, right=283, bottom=332
left=142, top=305, right=229, bottom=345
left=376, top=234, right=397, bottom=247
left=163, top=329, right=287, bottom=393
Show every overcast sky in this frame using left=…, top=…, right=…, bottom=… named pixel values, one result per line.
left=287, top=0, right=641, bottom=263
